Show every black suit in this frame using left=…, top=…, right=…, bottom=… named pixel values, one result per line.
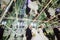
left=26, top=27, right=32, bottom=40
left=0, top=27, right=4, bottom=40
left=53, top=28, right=60, bottom=40
left=26, top=0, right=31, bottom=15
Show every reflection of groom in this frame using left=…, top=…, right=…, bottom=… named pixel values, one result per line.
left=26, top=25, right=32, bottom=40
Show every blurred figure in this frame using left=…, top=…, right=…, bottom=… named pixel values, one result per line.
left=38, top=25, right=49, bottom=40
left=31, top=28, right=42, bottom=40
left=28, top=0, right=38, bottom=15
left=0, top=25, right=4, bottom=40
left=53, top=27, right=60, bottom=40
left=26, top=0, right=31, bottom=17
left=55, top=8, right=60, bottom=20
left=26, top=0, right=39, bottom=17
left=26, top=25, right=32, bottom=40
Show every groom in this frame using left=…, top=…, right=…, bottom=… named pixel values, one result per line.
left=26, top=25, right=32, bottom=40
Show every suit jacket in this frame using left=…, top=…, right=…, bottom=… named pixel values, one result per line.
left=53, top=28, right=60, bottom=40
left=0, top=27, right=4, bottom=40
left=26, top=27, right=32, bottom=39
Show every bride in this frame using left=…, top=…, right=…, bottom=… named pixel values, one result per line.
left=31, top=28, right=42, bottom=40
left=28, top=0, right=39, bottom=16
left=38, top=25, right=49, bottom=40
left=31, top=25, right=49, bottom=40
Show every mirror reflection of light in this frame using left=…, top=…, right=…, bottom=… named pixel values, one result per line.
left=31, top=22, right=37, bottom=27
left=2, top=21, right=7, bottom=25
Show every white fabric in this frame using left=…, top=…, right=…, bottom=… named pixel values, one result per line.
left=31, top=28, right=49, bottom=40
left=31, top=28, right=42, bottom=40
left=38, top=28, right=49, bottom=40
left=48, top=8, right=55, bottom=16
left=28, top=1, right=38, bottom=10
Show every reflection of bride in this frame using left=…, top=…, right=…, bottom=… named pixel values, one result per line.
left=28, top=0, right=38, bottom=15
left=31, top=28, right=42, bottom=40
left=38, top=25, right=49, bottom=40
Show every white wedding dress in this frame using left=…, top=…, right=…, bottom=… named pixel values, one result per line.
left=31, top=28, right=42, bottom=40
left=38, top=28, right=49, bottom=40
left=28, top=1, right=38, bottom=14
left=28, top=1, right=38, bottom=10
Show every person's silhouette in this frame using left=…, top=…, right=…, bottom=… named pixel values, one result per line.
left=0, top=25, right=4, bottom=40
left=26, top=25, right=32, bottom=40
left=53, top=27, right=60, bottom=40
